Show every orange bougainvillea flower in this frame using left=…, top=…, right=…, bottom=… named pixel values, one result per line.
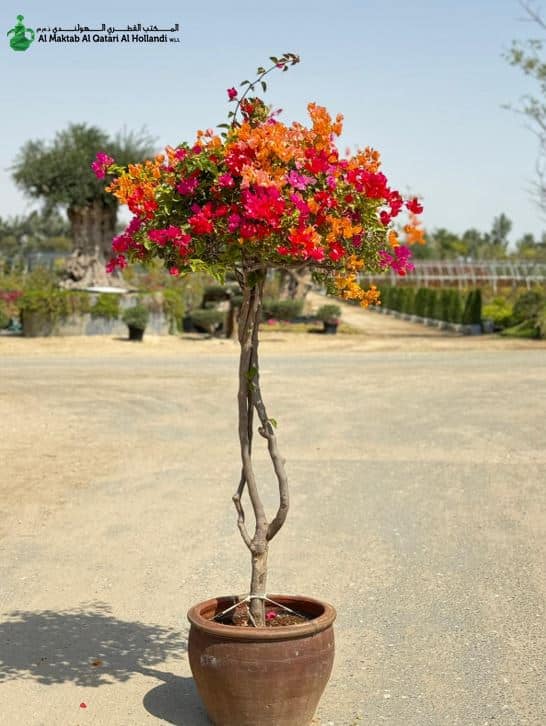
left=404, top=213, right=426, bottom=245
left=388, top=230, right=400, bottom=248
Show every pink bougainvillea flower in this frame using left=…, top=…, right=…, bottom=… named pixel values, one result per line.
left=352, top=233, right=363, bottom=248
left=148, top=227, right=192, bottom=256
left=286, top=170, right=315, bottom=191
left=218, top=173, right=235, bottom=188
left=227, top=212, right=241, bottom=232
left=406, top=197, right=424, bottom=214
left=242, top=186, right=285, bottom=227
left=169, top=267, right=180, bottom=276
left=105, top=254, right=128, bottom=273
left=347, top=169, right=389, bottom=199
left=91, top=151, right=114, bottom=179
left=379, top=245, right=414, bottom=276
left=112, top=216, right=143, bottom=253
left=176, top=175, right=200, bottom=196
left=308, top=247, right=325, bottom=261
left=328, top=241, right=345, bottom=262
left=227, top=87, right=238, bottom=101
left=189, top=209, right=214, bottom=235
left=266, top=610, right=278, bottom=619
left=388, top=190, right=404, bottom=217
left=379, top=210, right=391, bottom=226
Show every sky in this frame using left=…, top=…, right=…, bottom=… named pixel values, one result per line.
left=0, top=0, right=544, bottom=244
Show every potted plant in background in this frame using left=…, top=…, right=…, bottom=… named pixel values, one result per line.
left=316, top=303, right=342, bottom=334
left=122, top=303, right=149, bottom=341
left=94, top=53, right=423, bottom=725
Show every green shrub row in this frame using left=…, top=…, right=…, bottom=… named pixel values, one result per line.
left=377, top=286, right=482, bottom=325
left=19, top=289, right=92, bottom=319
left=90, top=293, right=120, bottom=319
left=15, top=288, right=186, bottom=329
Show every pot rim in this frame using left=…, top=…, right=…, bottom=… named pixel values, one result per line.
left=187, top=593, right=336, bottom=641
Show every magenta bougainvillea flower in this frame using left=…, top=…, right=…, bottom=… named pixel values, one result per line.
left=91, top=152, right=114, bottom=180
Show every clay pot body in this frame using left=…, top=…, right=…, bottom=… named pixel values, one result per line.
left=187, top=594, right=336, bottom=726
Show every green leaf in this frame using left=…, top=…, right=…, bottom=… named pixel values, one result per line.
left=268, top=417, right=278, bottom=429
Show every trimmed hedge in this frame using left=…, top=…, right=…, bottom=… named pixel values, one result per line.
left=462, top=289, right=482, bottom=326
left=262, top=298, right=304, bottom=321
left=377, top=286, right=480, bottom=325
left=203, top=284, right=231, bottom=304
left=190, top=308, right=225, bottom=334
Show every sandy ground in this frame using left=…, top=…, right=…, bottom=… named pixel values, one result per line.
left=0, top=303, right=545, bottom=725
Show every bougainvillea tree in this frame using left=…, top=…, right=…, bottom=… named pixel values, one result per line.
left=94, top=54, right=424, bottom=626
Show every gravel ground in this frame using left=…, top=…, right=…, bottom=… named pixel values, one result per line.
left=0, top=308, right=545, bottom=725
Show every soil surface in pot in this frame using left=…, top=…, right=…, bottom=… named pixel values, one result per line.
left=216, top=602, right=310, bottom=627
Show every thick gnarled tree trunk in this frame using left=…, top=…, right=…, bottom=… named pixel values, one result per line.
left=62, top=200, right=121, bottom=288
left=278, top=265, right=313, bottom=301
left=233, top=268, right=290, bottom=626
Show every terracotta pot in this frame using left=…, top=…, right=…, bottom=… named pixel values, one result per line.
left=187, top=594, right=336, bottom=726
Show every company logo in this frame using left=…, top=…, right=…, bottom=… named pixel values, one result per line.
left=7, top=14, right=35, bottom=51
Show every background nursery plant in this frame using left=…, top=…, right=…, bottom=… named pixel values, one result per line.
left=94, top=53, right=424, bottom=626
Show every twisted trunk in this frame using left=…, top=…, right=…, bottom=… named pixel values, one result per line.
left=233, top=268, right=290, bottom=626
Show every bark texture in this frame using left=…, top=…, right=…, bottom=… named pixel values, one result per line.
left=61, top=201, right=122, bottom=289
left=278, top=266, right=313, bottom=300
left=233, top=268, right=290, bottom=626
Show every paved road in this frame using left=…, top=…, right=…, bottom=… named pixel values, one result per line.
left=0, top=343, right=545, bottom=725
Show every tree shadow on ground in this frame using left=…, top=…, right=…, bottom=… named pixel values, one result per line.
left=0, top=602, right=186, bottom=688
left=0, top=602, right=209, bottom=721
